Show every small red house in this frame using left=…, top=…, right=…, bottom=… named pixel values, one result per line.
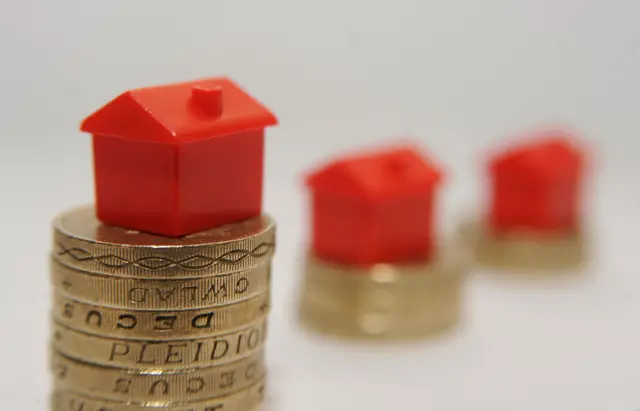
left=305, top=145, right=443, bottom=267
left=488, top=131, right=586, bottom=234
left=81, top=77, right=277, bottom=237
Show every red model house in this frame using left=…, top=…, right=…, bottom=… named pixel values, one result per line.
left=488, top=131, right=586, bottom=234
left=81, top=77, right=278, bottom=237
left=306, top=146, right=443, bottom=267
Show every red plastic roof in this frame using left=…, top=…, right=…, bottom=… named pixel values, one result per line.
left=490, top=130, right=585, bottom=181
left=306, top=145, right=443, bottom=200
left=80, top=77, right=278, bottom=143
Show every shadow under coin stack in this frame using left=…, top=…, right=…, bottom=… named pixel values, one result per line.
left=50, top=206, right=275, bottom=411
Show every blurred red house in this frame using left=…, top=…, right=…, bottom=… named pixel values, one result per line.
left=306, top=146, right=443, bottom=266
left=488, top=132, right=586, bottom=234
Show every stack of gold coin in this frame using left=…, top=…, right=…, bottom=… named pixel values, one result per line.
left=465, top=221, right=586, bottom=271
left=49, top=205, right=275, bottom=411
left=298, top=244, right=468, bottom=341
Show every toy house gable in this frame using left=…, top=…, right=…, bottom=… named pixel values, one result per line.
left=81, top=92, right=175, bottom=142
left=305, top=162, right=370, bottom=198
left=81, top=77, right=278, bottom=143
left=490, top=133, right=584, bottom=184
left=306, top=147, right=442, bottom=201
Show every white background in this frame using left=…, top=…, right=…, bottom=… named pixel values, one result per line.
left=1, top=0, right=639, bottom=410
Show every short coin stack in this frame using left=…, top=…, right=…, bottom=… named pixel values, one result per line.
left=49, top=206, right=275, bottom=411
left=298, top=247, right=466, bottom=340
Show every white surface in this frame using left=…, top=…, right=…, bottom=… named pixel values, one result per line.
left=1, top=0, right=640, bottom=410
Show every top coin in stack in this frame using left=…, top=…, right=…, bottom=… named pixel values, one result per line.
left=50, top=206, right=275, bottom=342
left=53, top=205, right=275, bottom=277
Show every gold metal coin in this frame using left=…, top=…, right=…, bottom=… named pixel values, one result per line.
left=53, top=205, right=276, bottom=277
left=51, top=258, right=270, bottom=310
left=51, top=379, right=265, bottom=411
left=298, top=250, right=467, bottom=340
left=51, top=350, right=266, bottom=403
left=52, top=293, right=270, bottom=340
left=465, top=220, right=586, bottom=271
left=52, top=319, right=267, bottom=369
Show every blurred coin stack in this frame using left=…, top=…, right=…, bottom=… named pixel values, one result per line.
left=300, top=251, right=466, bottom=339
left=49, top=206, right=275, bottom=411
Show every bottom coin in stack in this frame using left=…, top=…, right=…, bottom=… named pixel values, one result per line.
left=298, top=251, right=466, bottom=340
left=51, top=378, right=266, bottom=411
left=51, top=350, right=266, bottom=403
left=464, top=221, right=586, bottom=271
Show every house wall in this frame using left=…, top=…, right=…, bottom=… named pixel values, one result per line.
left=92, top=134, right=179, bottom=235
left=490, top=174, right=580, bottom=233
left=178, top=129, right=264, bottom=234
left=373, top=194, right=435, bottom=263
left=311, top=191, right=435, bottom=265
left=310, top=192, right=376, bottom=265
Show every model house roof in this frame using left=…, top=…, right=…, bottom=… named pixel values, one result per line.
left=80, top=77, right=278, bottom=143
left=306, top=146, right=442, bottom=200
left=490, top=131, right=585, bottom=182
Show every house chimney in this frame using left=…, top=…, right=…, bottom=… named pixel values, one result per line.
left=192, top=85, right=224, bottom=117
